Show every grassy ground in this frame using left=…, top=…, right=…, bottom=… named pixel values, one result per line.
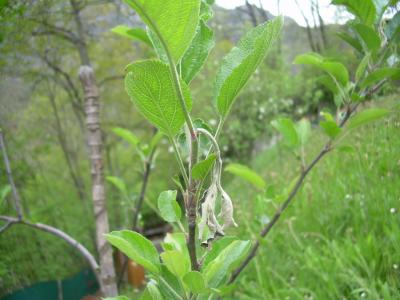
left=224, top=95, right=400, bottom=299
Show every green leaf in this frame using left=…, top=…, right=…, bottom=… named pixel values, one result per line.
left=347, top=108, right=389, bottom=130
left=353, top=24, right=381, bottom=51
left=162, top=233, right=188, bottom=254
left=319, top=75, right=339, bottom=94
left=385, top=11, right=400, bottom=41
left=157, top=190, right=181, bottom=223
left=183, top=271, right=207, bottom=294
left=180, top=20, right=214, bottom=84
left=360, top=67, right=400, bottom=89
left=147, top=29, right=169, bottom=63
left=111, top=25, right=152, bottom=46
left=296, top=119, right=311, bottom=146
left=0, top=185, right=11, bottom=202
left=191, top=154, right=216, bottom=180
left=332, top=0, right=376, bottom=25
left=125, top=60, right=192, bottom=137
left=215, top=16, right=283, bottom=116
left=104, top=296, right=129, bottom=300
left=294, top=53, right=349, bottom=86
left=271, top=118, right=299, bottom=148
left=112, top=127, right=140, bottom=147
left=202, top=236, right=238, bottom=268
left=200, top=0, right=214, bottom=21
left=225, top=163, right=266, bottom=190
left=161, top=250, right=190, bottom=279
left=105, top=230, right=160, bottom=274
left=141, top=280, right=163, bottom=300
left=337, top=32, right=363, bottom=53
left=355, top=53, right=371, bottom=82
left=320, top=120, right=342, bottom=138
left=106, top=176, right=128, bottom=196
left=203, top=240, right=251, bottom=288
left=124, top=0, right=201, bottom=62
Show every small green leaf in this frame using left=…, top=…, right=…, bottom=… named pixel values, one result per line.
left=296, top=119, right=311, bottom=146
left=112, top=127, right=140, bottom=147
left=215, top=17, right=283, bottom=116
left=295, top=53, right=349, bottom=86
left=360, top=67, right=400, bottom=89
left=106, top=176, right=128, bottom=196
left=111, top=25, right=152, bottom=46
left=124, top=0, right=201, bottom=62
left=125, top=60, right=192, bottom=137
left=191, top=154, right=216, bottom=180
left=161, top=250, right=190, bottom=279
left=105, top=230, right=160, bottom=274
left=203, top=240, right=251, bottom=288
left=141, top=280, right=163, bottom=300
left=180, top=20, right=214, bottom=84
left=0, top=185, right=11, bottom=202
left=147, top=29, right=168, bottom=63
left=337, top=32, right=363, bottom=52
left=157, top=190, right=181, bottom=222
left=225, top=163, right=266, bottom=190
left=355, top=53, right=371, bottom=82
left=183, top=271, right=207, bottom=294
left=347, top=108, right=389, bottom=130
left=353, top=24, right=381, bottom=51
left=332, top=0, right=376, bottom=26
left=271, top=118, right=299, bottom=148
left=320, top=120, right=342, bottom=138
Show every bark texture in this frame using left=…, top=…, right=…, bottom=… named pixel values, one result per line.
left=79, top=66, right=118, bottom=297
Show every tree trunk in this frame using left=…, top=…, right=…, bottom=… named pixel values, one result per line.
left=79, top=66, right=118, bottom=297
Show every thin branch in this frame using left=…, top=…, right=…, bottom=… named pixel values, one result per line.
left=0, top=215, right=100, bottom=283
left=0, top=130, right=23, bottom=219
left=229, top=102, right=360, bottom=284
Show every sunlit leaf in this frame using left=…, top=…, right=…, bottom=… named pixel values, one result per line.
left=215, top=17, right=283, bottom=116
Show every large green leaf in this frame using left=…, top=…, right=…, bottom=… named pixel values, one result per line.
left=183, top=271, right=208, bottom=294
left=180, top=20, right=214, bottom=84
left=332, top=0, right=376, bottom=26
left=105, top=230, right=160, bottom=274
left=215, top=16, right=283, bottom=116
left=203, top=240, right=251, bottom=288
left=191, top=154, right=216, bottom=180
left=123, top=0, right=201, bottom=62
left=271, top=118, right=299, bottom=148
left=160, top=250, right=190, bottom=279
left=347, top=108, right=389, bottom=130
left=360, top=67, right=400, bottom=89
left=294, top=53, right=349, bottom=86
left=111, top=25, right=152, bottom=46
left=353, top=24, right=381, bottom=51
left=157, top=190, right=181, bottom=223
left=125, top=60, right=192, bottom=136
left=224, top=163, right=266, bottom=190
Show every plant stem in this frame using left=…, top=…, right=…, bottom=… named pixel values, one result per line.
left=0, top=130, right=23, bottom=219
left=170, top=137, right=189, bottom=187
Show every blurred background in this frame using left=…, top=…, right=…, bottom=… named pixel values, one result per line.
left=0, top=0, right=399, bottom=299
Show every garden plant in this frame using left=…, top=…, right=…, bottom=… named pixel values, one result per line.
left=103, top=0, right=400, bottom=299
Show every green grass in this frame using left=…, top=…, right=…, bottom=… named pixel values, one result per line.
left=224, top=96, right=400, bottom=299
